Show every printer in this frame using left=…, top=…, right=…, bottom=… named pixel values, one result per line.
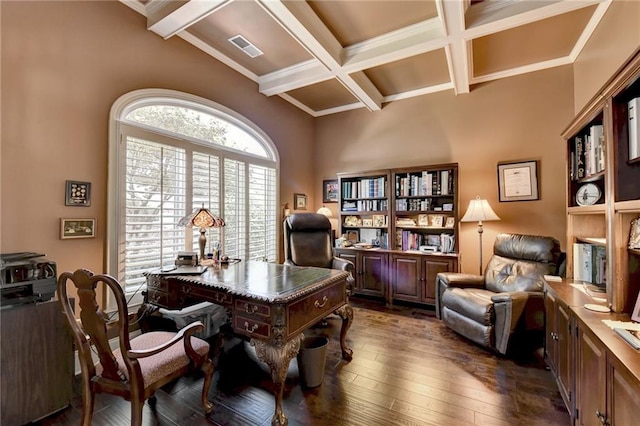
left=0, top=252, right=57, bottom=307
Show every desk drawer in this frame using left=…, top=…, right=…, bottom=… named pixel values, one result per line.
left=233, top=315, right=270, bottom=339
left=147, top=276, right=168, bottom=292
left=184, top=285, right=232, bottom=306
left=235, top=299, right=270, bottom=318
left=287, top=284, right=345, bottom=334
left=146, top=290, right=169, bottom=309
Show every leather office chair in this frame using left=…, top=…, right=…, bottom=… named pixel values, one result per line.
left=283, top=213, right=354, bottom=293
left=57, top=269, right=214, bottom=426
left=435, top=233, right=564, bottom=355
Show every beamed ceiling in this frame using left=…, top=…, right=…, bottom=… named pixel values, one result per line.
left=122, top=0, right=612, bottom=116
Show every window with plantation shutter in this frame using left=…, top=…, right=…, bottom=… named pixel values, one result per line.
left=108, top=90, right=279, bottom=308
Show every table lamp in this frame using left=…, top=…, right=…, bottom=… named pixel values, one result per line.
left=178, top=204, right=225, bottom=264
left=460, top=196, right=500, bottom=275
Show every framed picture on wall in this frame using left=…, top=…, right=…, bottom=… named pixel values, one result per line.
left=497, top=160, right=539, bottom=202
left=65, top=180, right=91, bottom=206
left=322, top=179, right=339, bottom=203
left=60, top=218, right=96, bottom=239
left=294, top=193, right=307, bottom=210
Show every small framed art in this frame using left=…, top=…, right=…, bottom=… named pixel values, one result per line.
left=322, top=179, right=339, bottom=203
left=60, top=218, right=96, bottom=239
left=65, top=180, right=91, bottom=206
left=294, top=193, right=307, bottom=210
left=497, top=160, right=539, bottom=202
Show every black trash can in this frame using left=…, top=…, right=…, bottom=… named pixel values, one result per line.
left=297, top=336, right=329, bottom=388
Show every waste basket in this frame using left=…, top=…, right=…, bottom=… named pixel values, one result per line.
left=297, top=336, right=329, bottom=388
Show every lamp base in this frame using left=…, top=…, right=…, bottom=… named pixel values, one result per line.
left=199, top=228, right=207, bottom=265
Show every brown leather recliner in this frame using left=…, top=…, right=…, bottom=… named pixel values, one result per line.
left=283, top=213, right=354, bottom=293
left=435, top=233, right=564, bottom=355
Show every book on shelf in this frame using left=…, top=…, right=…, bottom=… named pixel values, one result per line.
left=573, top=242, right=606, bottom=285
left=630, top=97, right=640, bottom=161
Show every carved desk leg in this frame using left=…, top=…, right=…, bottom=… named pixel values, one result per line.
left=334, top=303, right=353, bottom=361
left=251, top=334, right=304, bottom=426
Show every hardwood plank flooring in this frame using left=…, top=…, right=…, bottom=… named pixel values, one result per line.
left=36, top=298, right=570, bottom=426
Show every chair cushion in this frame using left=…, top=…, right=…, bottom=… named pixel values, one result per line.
left=441, top=287, right=495, bottom=326
left=97, top=331, right=209, bottom=387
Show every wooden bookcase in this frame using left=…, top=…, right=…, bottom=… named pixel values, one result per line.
left=562, top=48, right=640, bottom=314
left=335, top=164, right=459, bottom=306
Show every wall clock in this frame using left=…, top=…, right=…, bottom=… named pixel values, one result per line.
left=576, top=183, right=601, bottom=206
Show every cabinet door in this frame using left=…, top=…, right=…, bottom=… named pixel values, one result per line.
left=544, top=291, right=559, bottom=371
left=359, top=252, right=387, bottom=298
left=422, top=258, right=453, bottom=304
left=390, top=254, right=421, bottom=302
left=609, top=357, right=640, bottom=426
left=577, top=326, right=607, bottom=426
left=556, top=302, right=572, bottom=409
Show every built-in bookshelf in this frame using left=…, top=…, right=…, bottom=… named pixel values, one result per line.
left=335, top=164, right=459, bottom=306
left=390, top=164, right=458, bottom=253
left=562, top=49, right=640, bottom=314
left=338, top=169, right=391, bottom=249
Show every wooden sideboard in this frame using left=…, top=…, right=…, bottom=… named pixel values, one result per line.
left=335, top=247, right=458, bottom=306
left=544, top=281, right=640, bottom=425
left=0, top=300, right=73, bottom=425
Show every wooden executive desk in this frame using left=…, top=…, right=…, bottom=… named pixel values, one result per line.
left=145, top=261, right=353, bottom=426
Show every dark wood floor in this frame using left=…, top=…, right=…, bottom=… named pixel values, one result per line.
left=36, top=298, right=570, bottom=426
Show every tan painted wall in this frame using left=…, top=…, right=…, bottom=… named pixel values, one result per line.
left=314, top=66, right=574, bottom=274
left=573, top=0, right=640, bottom=112
left=0, top=1, right=314, bottom=276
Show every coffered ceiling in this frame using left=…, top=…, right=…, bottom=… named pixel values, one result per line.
left=122, top=0, right=612, bottom=116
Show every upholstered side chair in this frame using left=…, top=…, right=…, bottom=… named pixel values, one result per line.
left=283, top=212, right=355, bottom=294
left=57, top=269, right=214, bottom=426
left=435, top=233, right=564, bottom=355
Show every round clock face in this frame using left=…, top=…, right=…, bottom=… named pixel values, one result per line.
left=576, top=183, right=601, bottom=206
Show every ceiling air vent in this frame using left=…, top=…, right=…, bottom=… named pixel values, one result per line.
left=228, top=35, right=263, bottom=59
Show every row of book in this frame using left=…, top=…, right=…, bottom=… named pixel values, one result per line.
left=342, top=177, right=386, bottom=199
left=395, top=170, right=454, bottom=197
left=573, top=242, right=606, bottom=285
left=570, top=124, right=605, bottom=181
left=395, top=230, right=454, bottom=253
left=341, top=199, right=388, bottom=212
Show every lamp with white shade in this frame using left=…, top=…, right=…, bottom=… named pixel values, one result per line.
left=460, top=196, right=501, bottom=275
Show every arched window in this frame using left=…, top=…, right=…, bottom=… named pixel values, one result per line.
left=108, top=89, right=279, bottom=305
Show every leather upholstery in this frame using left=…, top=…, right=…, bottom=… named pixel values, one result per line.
left=283, top=213, right=354, bottom=292
left=436, top=233, right=563, bottom=355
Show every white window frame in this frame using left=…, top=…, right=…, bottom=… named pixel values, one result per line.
left=107, top=89, right=280, bottom=311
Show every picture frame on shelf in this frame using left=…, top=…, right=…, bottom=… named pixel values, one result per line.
left=346, top=230, right=359, bottom=243
left=417, top=214, right=429, bottom=227
left=65, top=180, right=91, bottom=207
left=430, top=214, right=444, bottom=228
left=629, top=216, right=640, bottom=249
left=445, top=217, right=455, bottom=228
left=294, top=193, right=307, bottom=210
left=372, top=214, right=385, bottom=227
left=60, top=218, right=96, bottom=239
left=322, top=179, right=339, bottom=203
left=362, top=219, right=373, bottom=227
left=497, top=160, right=539, bottom=202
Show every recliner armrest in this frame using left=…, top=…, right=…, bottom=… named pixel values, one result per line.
left=435, top=272, right=485, bottom=320
left=492, top=291, right=544, bottom=354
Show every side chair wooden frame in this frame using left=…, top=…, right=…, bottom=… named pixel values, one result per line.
left=57, top=269, right=214, bottom=426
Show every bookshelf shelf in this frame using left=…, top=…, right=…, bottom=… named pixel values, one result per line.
left=562, top=49, right=640, bottom=314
